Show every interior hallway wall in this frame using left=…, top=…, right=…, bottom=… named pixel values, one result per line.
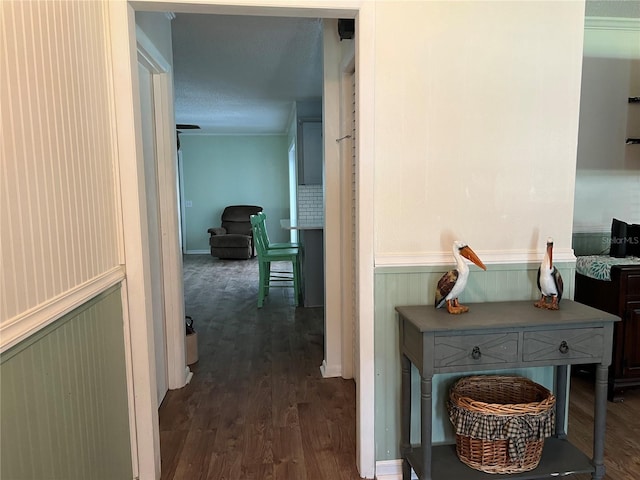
left=370, top=0, right=586, bottom=467
left=373, top=1, right=585, bottom=260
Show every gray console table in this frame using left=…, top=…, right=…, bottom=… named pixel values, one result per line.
left=396, top=300, right=619, bottom=480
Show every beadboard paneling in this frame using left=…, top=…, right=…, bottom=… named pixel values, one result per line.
left=0, top=1, right=120, bottom=324
left=0, top=286, right=132, bottom=480
left=374, top=262, right=575, bottom=460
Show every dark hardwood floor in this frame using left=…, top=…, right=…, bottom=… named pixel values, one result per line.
left=159, top=255, right=361, bottom=480
left=567, top=374, right=640, bottom=480
left=160, top=255, right=640, bottom=480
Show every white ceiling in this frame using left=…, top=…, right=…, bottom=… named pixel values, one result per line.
left=171, top=13, right=324, bottom=135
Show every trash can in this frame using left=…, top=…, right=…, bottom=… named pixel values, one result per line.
left=185, top=316, right=198, bottom=365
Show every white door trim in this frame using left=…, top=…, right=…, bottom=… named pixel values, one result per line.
left=354, top=5, right=377, bottom=477
left=114, top=2, right=376, bottom=478
left=107, top=3, right=161, bottom=479
left=136, top=26, right=188, bottom=392
left=321, top=19, right=343, bottom=379
left=339, top=39, right=356, bottom=381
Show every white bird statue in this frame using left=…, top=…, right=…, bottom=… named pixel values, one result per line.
left=435, top=241, right=487, bottom=314
left=534, top=237, right=564, bottom=310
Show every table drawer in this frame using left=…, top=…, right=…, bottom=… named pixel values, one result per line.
left=523, top=328, right=604, bottom=363
left=434, top=333, right=518, bottom=368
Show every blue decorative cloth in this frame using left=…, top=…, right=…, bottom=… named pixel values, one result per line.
left=576, top=255, right=640, bottom=281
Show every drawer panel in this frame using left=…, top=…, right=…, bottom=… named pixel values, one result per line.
left=434, top=333, right=518, bottom=368
left=523, top=328, right=604, bottom=363
left=627, top=274, right=640, bottom=297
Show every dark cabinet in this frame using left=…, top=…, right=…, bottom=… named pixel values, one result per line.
left=575, top=265, right=640, bottom=401
left=299, top=229, right=324, bottom=307
left=620, top=299, right=640, bottom=384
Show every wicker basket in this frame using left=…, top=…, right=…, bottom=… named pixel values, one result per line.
left=448, top=375, right=556, bottom=474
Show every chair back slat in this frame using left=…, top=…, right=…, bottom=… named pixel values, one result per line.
left=257, top=211, right=270, bottom=245
left=250, top=215, right=267, bottom=257
left=258, top=211, right=299, bottom=250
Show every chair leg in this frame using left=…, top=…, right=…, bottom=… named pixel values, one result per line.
left=292, top=257, right=300, bottom=307
left=265, top=261, right=271, bottom=296
left=257, top=260, right=266, bottom=308
left=257, top=255, right=301, bottom=308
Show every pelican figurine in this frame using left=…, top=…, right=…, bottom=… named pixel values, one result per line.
left=534, top=237, right=564, bottom=310
left=435, top=241, right=487, bottom=314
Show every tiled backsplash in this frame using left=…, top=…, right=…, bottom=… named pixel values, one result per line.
left=297, top=184, right=324, bottom=224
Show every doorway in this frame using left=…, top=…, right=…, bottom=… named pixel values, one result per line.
left=114, top=3, right=376, bottom=478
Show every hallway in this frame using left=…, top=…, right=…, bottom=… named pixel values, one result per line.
left=158, top=255, right=360, bottom=480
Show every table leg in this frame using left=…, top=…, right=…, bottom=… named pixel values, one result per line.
left=592, top=364, right=608, bottom=480
left=555, top=364, right=568, bottom=439
left=401, top=354, right=411, bottom=480
left=421, top=375, right=433, bottom=480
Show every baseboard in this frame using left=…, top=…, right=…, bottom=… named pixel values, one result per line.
left=185, top=249, right=210, bottom=255
left=320, top=360, right=342, bottom=378
left=375, top=460, right=417, bottom=480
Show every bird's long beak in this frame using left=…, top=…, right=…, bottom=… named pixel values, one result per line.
left=460, top=246, right=487, bottom=271
left=547, top=242, right=553, bottom=269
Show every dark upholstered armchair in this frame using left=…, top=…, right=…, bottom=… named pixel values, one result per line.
left=207, top=205, right=263, bottom=259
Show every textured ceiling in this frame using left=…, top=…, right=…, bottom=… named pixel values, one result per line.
left=171, top=14, right=323, bottom=135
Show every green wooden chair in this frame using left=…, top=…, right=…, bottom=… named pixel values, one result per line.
left=255, top=211, right=299, bottom=249
left=250, top=215, right=301, bottom=308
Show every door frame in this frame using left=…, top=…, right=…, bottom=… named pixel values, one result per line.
left=109, top=1, right=376, bottom=478
left=137, top=51, right=170, bottom=404
left=136, top=26, right=188, bottom=394
left=340, top=42, right=356, bottom=381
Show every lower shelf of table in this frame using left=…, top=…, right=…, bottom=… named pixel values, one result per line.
left=405, top=438, right=594, bottom=479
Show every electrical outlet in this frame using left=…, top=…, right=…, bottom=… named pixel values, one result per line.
left=185, top=200, right=193, bottom=208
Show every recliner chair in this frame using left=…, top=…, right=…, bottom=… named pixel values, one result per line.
left=207, top=205, right=263, bottom=259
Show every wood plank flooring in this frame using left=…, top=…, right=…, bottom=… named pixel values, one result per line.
left=159, top=255, right=361, bottom=480
left=567, top=373, right=640, bottom=480
left=161, top=255, right=640, bottom=479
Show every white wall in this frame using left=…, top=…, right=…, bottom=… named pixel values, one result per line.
left=574, top=170, right=640, bottom=231
left=373, top=1, right=585, bottom=261
left=135, top=11, right=174, bottom=65
left=574, top=20, right=640, bottom=233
